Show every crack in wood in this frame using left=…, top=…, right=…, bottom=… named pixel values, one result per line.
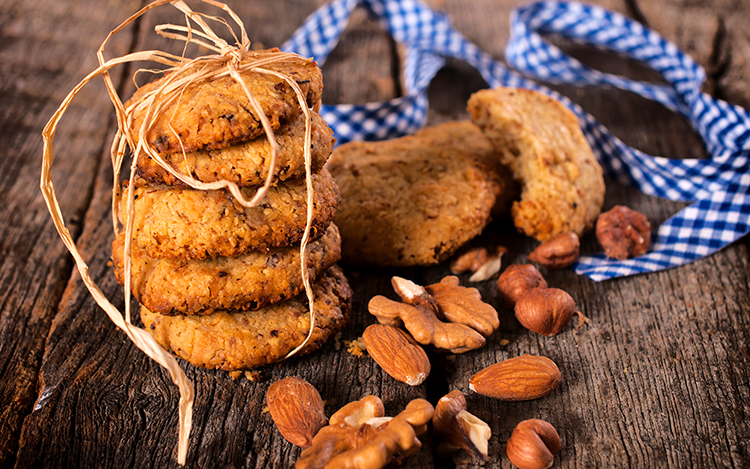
left=388, top=34, right=404, bottom=98
left=624, top=0, right=649, bottom=28
left=705, top=16, right=729, bottom=101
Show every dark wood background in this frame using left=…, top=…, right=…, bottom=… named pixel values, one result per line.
left=1, top=0, right=748, bottom=468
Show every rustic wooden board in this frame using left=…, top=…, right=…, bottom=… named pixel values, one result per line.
left=636, top=0, right=750, bottom=109
left=2, top=0, right=749, bottom=468
left=0, top=0, right=140, bottom=467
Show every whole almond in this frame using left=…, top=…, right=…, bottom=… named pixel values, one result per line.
left=469, top=355, right=561, bottom=401
left=266, top=377, right=326, bottom=447
left=497, top=265, right=547, bottom=308
left=363, top=324, right=431, bottom=386
left=527, top=232, right=580, bottom=269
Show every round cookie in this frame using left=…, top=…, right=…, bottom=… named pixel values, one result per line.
left=113, top=224, right=342, bottom=316
left=135, top=111, right=335, bottom=188
left=468, top=87, right=605, bottom=241
left=121, top=168, right=340, bottom=260
left=127, top=48, right=323, bottom=155
left=413, top=120, right=519, bottom=217
left=327, top=135, right=504, bottom=266
left=141, top=265, right=352, bottom=371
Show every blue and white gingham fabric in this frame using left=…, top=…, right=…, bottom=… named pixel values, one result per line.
left=282, top=0, right=750, bottom=281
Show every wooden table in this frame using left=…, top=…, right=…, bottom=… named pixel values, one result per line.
left=2, top=0, right=749, bottom=467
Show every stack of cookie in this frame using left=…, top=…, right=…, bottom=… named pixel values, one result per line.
left=111, top=49, right=351, bottom=371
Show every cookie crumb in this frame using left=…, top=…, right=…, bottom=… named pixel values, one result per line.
left=344, top=337, right=366, bottom=357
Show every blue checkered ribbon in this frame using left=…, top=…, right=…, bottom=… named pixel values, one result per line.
left=282, top=0, right=750, bottom=281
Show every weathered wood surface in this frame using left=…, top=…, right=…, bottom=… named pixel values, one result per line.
left=0, top=0, right=748, bottom=468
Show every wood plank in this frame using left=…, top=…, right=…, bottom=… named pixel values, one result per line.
left=0, top=0, right=140, bottom=467
left=635, top=0, right=750, bottom=109
left=6, top=0, right=750, bottom=468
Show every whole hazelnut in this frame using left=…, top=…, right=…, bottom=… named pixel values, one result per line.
left=497, top=265, right=547, bottom=308
left=527, top=232, right=580, bottom=269
left=514, top=288, right=575, bottom=336
left=506, top=419, right=561, bottom=469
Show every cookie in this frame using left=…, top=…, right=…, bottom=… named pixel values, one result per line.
left=134, top=111, right=334, bottom=188
left=141, top=265, right=352, bottom=371
left=327, top=131, right=505, bottom=266
left=127, top=48, right=323, bottom=155
left=113, top=224, right=342, bottom=316
left=468, top=87, right=605, bottom=241
left=121, top=169, right=340, bottom=260
left=413, top=120, right=519, bottom=216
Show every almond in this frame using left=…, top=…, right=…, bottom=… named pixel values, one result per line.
left=362, top=324, right=431, bottom=386
left=266, top=376, right=326, bottom=447
left=469, top=355, right=561, bottom=401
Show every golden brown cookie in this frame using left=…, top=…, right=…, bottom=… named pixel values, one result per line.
left=327, top=131, right=505, bottom=266
left=121, top=169, right=340, bottom=260
left=141, top=265, right=352, bottom=371
left=413, top=120, right=519, bottom=216
left=127, top=48, right=322, bottom=155
left=134, top=111, right=334, bottom=188
left=468, top=87, right=605, bottom=241
left=113, top=224, right=342, bottom=316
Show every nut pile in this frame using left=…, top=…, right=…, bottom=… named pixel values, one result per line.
left=266, top=385, right=435, bottom=469
left=356, top=269, right=569, bottom=467
left=365, top=276, right=500, bottom=382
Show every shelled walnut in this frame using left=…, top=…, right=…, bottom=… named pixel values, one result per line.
left=596, top=205, right=651, bottom=259
left=296, top=396, right=434, bottom=469
left=368, top=276, right=499, bottom=353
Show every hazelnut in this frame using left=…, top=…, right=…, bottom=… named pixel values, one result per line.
left=596, top=205, right=651, bottom=260
left=527, top=232, right=580, bottom=269
left=451, top=246, right=508, bottom=282
left=506, top=419, right=561, bottom=469
left=433, top=390, right=491, bottom=460
left=497, top=265, right=547, bottom=308
left=515, top=288, right=576, bottom=336
left=450, top=247, right=489, bottom=274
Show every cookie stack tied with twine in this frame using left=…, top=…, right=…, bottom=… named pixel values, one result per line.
left=40, top=2, right=356, bottom=463
left=111, top=47, right=352, bottom=372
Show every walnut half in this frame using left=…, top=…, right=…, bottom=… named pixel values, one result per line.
left=367, top=276, right=499, bottom=354
left=296, top=396, right=434, bottom=469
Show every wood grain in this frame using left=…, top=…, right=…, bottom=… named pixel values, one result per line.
left=0, top=0, right=139, bottom=467
left=2, top=0, right=748, bottom=468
